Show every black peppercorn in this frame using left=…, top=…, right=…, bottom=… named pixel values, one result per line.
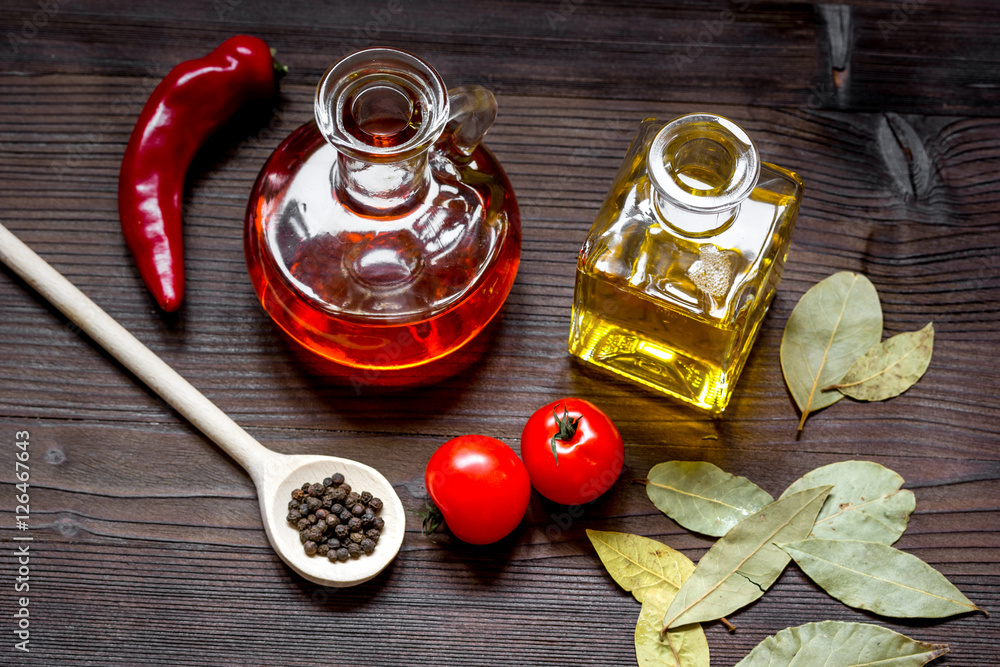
left=290, top=474, right=383, bottom=563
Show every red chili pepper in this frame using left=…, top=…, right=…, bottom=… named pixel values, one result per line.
left=118, top=35, right=283, bottom=312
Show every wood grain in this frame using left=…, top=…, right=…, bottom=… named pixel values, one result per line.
left=1, top=0, right=998, bottom=665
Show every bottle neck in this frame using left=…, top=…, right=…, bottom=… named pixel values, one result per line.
left=647, top=113, right=760, bottom=236
left=334, top=151, right=431, bottom=217
left=653, top=191, right=738, bottom=236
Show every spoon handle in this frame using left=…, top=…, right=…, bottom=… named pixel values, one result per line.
left=0, top=222, right=276, bottom=476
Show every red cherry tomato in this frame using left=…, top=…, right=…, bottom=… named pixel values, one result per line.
left=425, top=435, right=531, bottom=545
left=520, top=398, right=624, bottom=505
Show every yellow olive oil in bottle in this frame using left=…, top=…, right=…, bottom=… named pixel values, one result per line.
left=569, top=113, right=803, bottom=413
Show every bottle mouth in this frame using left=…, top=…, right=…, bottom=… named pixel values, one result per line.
left=315, top=47, right=450, bottom=161
left=647, top=113, right=760, bottom=215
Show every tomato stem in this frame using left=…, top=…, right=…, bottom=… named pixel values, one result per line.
left=548, top=403, right=581, bottom=466
left=415, top=501, right=444, bottom=538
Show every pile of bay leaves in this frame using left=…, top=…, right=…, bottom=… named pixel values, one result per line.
left=588, top=460, right=985, bottom=666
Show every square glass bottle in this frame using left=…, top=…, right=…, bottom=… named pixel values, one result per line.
left=568, top=113, right=803, bottom=413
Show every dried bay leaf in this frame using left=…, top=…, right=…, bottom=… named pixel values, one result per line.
left=829, top=323, right=934, bottom=401
left=779, top=538, right=985, bottom=618
left=735, top=620, right=948, bottom=666
left=780, top=272, right=883, bottom=430
left=661, top=485, right=832, bottom=631
left=780, top=460, right=915, bottom=544
left=635, top=587, right=709, bottom=667
left=645, top=461, right=774, bottom=537
left=586, top=530, right=695, bottom=603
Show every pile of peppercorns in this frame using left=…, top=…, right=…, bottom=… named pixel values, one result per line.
left=286, top=473, right=384, bottom=562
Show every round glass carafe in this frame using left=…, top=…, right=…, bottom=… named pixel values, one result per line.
left=245, top=48, right=520, bottom=370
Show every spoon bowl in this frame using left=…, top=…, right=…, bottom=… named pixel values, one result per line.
left=0, top=222, right=404, bottom=588
left=257, top=454, right=405, bottom=586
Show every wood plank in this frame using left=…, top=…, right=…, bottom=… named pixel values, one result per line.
left=0, top=1, right=998, bottom=113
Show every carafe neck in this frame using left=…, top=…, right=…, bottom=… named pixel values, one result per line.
left=314, top=47, right=450, bottom=218
left=334, top=151, right=431, bottom=217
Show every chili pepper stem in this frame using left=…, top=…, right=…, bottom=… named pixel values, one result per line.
left=270, top=48, right=289, bottom=79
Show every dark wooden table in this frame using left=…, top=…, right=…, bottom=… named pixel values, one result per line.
left=1, top=1, right=997, bottom=665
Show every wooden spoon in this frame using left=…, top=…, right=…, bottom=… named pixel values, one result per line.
left=0, top=222, right=404, bottom=587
